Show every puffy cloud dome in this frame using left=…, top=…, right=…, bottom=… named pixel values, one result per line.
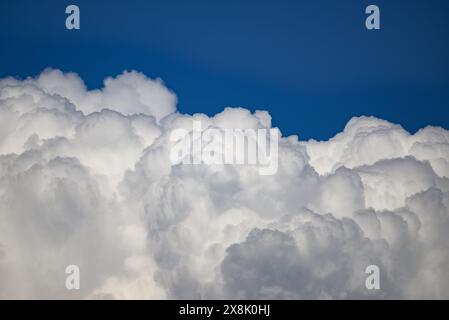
left=1, top=69, right=449, bottom=299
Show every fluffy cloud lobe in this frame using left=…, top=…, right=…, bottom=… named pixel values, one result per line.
left=1, top=69, right=449, bottom=299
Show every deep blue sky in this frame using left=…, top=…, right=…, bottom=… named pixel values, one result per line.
left=1, top=0, right=448, bottom=140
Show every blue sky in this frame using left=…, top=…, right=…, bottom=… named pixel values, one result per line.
left=1, top=0, right=448, bottom=140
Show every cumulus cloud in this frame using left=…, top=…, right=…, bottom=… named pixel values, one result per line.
left=1, top=69, right=449, bottom=299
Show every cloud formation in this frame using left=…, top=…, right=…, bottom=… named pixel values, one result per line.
left=1, top=69, right=449, bottom=299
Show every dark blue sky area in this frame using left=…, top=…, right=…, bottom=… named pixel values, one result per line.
left=1, top=0, right=449, bottom=139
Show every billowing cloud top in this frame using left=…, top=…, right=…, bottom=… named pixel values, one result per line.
left=1, top=69, right=449, bottom=299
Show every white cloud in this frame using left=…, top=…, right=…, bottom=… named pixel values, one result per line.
left=1, top=69, right=449, bottom=299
